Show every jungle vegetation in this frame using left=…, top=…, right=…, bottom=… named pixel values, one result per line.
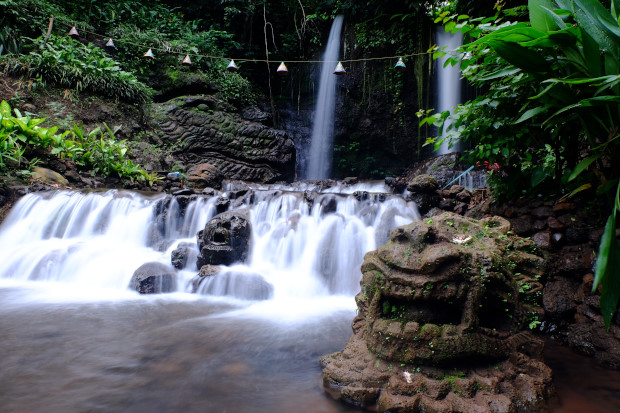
left=423, top=0, right=620, bottom=328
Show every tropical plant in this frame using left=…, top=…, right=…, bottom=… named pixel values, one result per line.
left=0, top=100, right=159, bottom=185
left=2, top=35, right=151, bottom=103
left=421, top=0, right=620, bottom=328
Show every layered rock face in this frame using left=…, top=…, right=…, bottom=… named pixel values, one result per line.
left=321, top=212, right=553, bottom=412
left=149, top=96, right=295, bottom=184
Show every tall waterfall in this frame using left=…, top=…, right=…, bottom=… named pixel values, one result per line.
left=305, top=15, right=344, bottom=180
left=435, top=28, right=463, bottom=155
left=0, top=184, right=419, bottom=307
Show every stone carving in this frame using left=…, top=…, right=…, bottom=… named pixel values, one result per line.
left=320, top=212, right=553, bottom=412
left=196, top=209, right=252, bottom=268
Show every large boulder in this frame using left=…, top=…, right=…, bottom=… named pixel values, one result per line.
left=320, top=212, right=553, bottom=412
left=129, top=262, right=177, bottom=294
left=197, top=209, right=252, bottom=267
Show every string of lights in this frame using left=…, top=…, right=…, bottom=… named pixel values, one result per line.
left=55, top=18, right=430, bottom=74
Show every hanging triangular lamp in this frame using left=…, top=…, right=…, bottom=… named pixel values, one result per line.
left=144, top=48, right=154, bottom=59
left=105, top=38, right=115, bottom=48
left=226, top=60, right=239, bottom=72
left=333, top=61, right=346, bottom=75
left=68, top=26, right=79, bottom=37
left=394, top=57, right=406, bottom=72
left=182, top=55, right=192, bottom=65
left=277, top=62, right=288, bottom=76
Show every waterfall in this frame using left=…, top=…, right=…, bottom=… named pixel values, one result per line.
left=0, top=184, right=419, bottom=306
left=435, top=28, right=463, bottom=155
left=305, top=15, right=344, bottom=180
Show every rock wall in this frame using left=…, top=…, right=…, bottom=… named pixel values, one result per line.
left=148, top=95, right=296, bottom=184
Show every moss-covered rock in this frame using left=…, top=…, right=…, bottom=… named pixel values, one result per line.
left=321, top=212, right=553, bottom=412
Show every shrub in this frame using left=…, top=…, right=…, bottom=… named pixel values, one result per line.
left=2, top=35, right=151, bottom=104
left=0, top=100, right=159, bottom=185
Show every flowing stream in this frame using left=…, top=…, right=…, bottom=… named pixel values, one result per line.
left=1, top=186, right=618, bottom=412
left=0, top=182, right=418, bottom=412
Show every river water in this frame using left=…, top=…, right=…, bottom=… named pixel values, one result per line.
left=0, top=186, right=619, bottom=412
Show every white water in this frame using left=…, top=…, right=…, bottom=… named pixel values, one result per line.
left=0, top=185, right=419, bottom=316
left=435, top=28, right=463, bottom=155
left=305, top=15, right=344, bottom=180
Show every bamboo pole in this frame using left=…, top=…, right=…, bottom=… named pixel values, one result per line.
left=46, top=15, right=54, bottom=37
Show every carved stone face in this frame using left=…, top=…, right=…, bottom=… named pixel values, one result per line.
left=357, top=212, right=544, bottom=365
left=197, top=209, right=251, bottom=267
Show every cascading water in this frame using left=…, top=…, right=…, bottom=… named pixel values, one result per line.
left=435, top=28, right=463, bottom=155
left=305, top=15, right=344, bottom=180
left=0, top=184, right=418, bottom=311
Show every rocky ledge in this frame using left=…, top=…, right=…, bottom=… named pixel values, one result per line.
left=148, top=95, right=296, bottom=183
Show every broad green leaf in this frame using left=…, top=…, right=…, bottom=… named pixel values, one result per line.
left=515, top=105, right=550, bottom=123
left=476, top=67, right=521, bottom=81
left=593, top=213, right=617, bottom=290
left=529, top=0, right=558, bottom=32
left=27, top=118, right=47, bottom=128
left=596, top=211, right=620, bottom=330
left=582, top=29, right=602, bottom=77
left=488, top=40, right=549, bottom=72
left=531, top=165, right=548, bottom=187
left=571, top=0, right=620, bottom=63
left=568, top=154, right=601, bottom=181
left=0, top=101, right=10, bottom=117
left=613, top=0, right=620, bottom=20
left=540, top=6, right=568, bottom=30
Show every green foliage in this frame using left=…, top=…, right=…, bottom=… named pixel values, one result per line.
left=2, top=35, right=151, bottom=103
left=421, top=0, right=620, bottom=328
left=0, top=100, right=158, bottom=185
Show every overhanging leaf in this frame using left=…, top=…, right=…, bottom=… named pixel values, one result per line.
left=529, top=0, right=559, bottom=32
left=515, top=105, right=550, bottom=123
left=594, top=213, right=617, bottom=291
left=488, top=40, right=549, bottom=72
left=568, top=154, right=601, bottom=181
left=598, top=213, right=620, bottom=330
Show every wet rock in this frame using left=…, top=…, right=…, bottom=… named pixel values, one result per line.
left=509, top=216, right=533, bottom=236
left=567, top=274, right=620, bottom=368
left=241, top=105, right=271, bottom=123
left=197, top=209, right=251, bottom=267
left=129, top=262, right=177, bottom=294
left=171, top=242, right=195, bottom=270
left=186, top=163, right=224, bottom=190
left=543, top=278, right=579, bottom=317
left=318, top=195, right=338, bottom=216
left=385, top=176, right=407, bottom=193
left=408, top=192, right=440, bottom=215
left=406, top=153, right=464, bottom=188
left=31, top=167, right=69, bottom=186
left=407, top=174, right=439, bottom=194
left=190, top=264, right=222, bottom=292
left=195, top=270, right=274, bottom=300
left=343, top=176, right=359, bottom=186
left=455, top=189, right=472, bottom=204
left=214, top=196, right=230, bottom=214
left=531, top=231, right=552, bottom=249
